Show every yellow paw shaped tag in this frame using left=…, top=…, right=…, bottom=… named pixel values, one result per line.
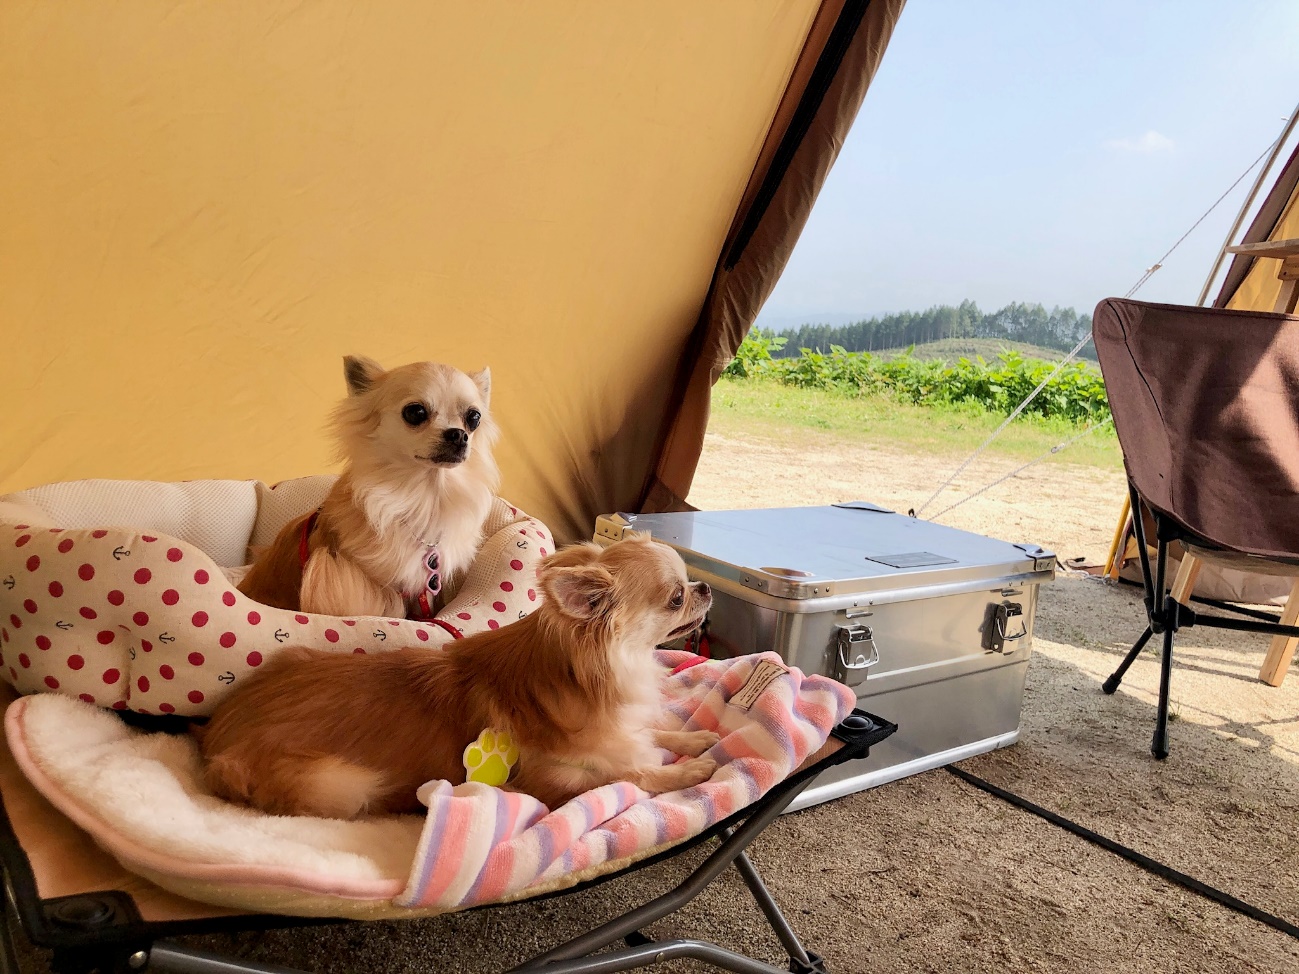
left=463, top=728, right=519, bottom=787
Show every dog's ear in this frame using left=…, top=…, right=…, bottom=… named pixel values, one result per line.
left=542, top=563, right=615, bottom=620
left=470, top=367, right=491, bottom=404
left=343, top=355, right=385, bottom=396
left=542, top=542, right=601, bottom=570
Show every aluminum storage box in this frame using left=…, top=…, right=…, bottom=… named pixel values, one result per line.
left=593, top=504, right=1055, bottom=811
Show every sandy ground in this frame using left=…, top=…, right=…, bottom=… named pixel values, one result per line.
left=9, top=429, right=1299, bottom=973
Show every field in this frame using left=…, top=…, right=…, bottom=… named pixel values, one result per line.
left=710, top=377, right=1122, bottom=471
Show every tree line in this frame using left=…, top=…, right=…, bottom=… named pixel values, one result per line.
left=772, top=301, right=1096, bottom=360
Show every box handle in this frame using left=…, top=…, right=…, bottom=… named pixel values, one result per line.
left=982, top=601, right=1027, bottom=653
left=834, top=624, right=879, bottom=687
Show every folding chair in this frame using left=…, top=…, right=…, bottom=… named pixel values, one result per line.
left=1092, top=297, right=1299, bottom=758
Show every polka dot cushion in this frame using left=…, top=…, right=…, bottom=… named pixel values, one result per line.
left=0, top=479, right=551, bottom=717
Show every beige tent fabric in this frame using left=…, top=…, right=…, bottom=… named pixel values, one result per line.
left=0, top=1, right=907, bottom=545
left=1216, top=143, right=1299, bottom=311
left=645, top=0, right=907, bottom=511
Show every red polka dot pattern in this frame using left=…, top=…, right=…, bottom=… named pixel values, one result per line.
left=1, top=498, right=549, bottom=716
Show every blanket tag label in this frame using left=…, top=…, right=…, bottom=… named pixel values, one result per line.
left=731, top=659, right=788, bottom=710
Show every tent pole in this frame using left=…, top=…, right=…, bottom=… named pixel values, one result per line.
left=1196, top=100, right=1299, bottom=306
left=1102, top=492, right=1131, bottom=579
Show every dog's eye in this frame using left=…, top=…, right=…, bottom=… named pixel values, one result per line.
left=669, top=588, right=685, bottom=610
left=465, top=409, right=482, bottom=431
left=401, top=402, right=429, bottom=427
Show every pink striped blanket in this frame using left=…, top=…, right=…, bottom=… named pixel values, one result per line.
left=7, top=649, right=854, bottom=918
left=396, top=650, right=855, bottom=910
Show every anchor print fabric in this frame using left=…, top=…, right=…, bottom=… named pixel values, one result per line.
left=0, top=494, right=550, bottom=717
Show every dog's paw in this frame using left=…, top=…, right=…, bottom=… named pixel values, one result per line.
left=462, top=729, right=519, bottom=787
left=676, top=730, right=721, bottom=757
left=673, top=755, right=718, bottom=790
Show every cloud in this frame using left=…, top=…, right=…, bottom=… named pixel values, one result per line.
left=1105, top=130, right=1175, bottom=153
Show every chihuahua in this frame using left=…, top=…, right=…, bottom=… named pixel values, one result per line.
left=238, top=356, right=499, bottom=618
left=200, top=534, right=719, bottom=817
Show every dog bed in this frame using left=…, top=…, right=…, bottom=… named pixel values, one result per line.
left=0, top=477, right=552, bottom=716
left=5, top=650, right=855, bottom=919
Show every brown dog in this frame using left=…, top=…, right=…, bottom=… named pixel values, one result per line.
left=199, top=535, right=719, bottom=817
left=238, top=355, right=499, bottom=618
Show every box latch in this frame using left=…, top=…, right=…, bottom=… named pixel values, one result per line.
left=834, top=624, right=879, bottom=687
left=982, top=601, right=1027, bottom=653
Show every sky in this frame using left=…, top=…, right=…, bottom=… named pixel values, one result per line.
left=757, top=0, right=1299, bottom=329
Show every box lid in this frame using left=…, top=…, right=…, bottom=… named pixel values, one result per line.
left=597, top=504, right=1055, bottom=601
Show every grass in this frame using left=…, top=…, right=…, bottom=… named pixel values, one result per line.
left=709, top=376, right=1123, bottom=470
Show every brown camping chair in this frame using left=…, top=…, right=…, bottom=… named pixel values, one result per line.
left=1092, top=298, right=1299, bottom=759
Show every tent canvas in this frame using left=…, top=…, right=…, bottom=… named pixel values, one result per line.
left=0, top=0, right=904, bottom=545
left=0, top=3, right=909, bottom=972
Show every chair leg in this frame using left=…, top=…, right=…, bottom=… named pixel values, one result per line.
left=1152, top=599, right=1178, bottom=760
left=1259, top=580, right=1299, bottom=687
left=1103, top=626, right=1153, bottom=695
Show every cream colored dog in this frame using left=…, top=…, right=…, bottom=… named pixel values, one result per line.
left=238, top=356, right=499, bottom=618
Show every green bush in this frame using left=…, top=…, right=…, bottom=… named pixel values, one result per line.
left=723, top=331, right=1108, bottom=424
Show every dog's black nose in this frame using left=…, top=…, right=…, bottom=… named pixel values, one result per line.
left=695, top=582, right=711, bottom=599
left=443, top=428, right=469, bottom=447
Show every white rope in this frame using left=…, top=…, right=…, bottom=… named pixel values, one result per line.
left=913, top=330, right=1094, bottom=516
left=925, top=416, right=1114, bottom=522
left=914, top=136, right=1277, bottom=520
left=1123, top=138, right=1277, bottom=299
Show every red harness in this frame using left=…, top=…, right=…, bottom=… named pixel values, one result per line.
left=298, top=510, right=321, bottom=568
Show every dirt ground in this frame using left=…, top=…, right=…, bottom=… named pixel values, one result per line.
left=9, top=429, right=1299, bottom=973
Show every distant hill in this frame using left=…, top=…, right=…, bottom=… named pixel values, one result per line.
left=769, top=300, right=1099, bottom=362
left=877, top=337, right=1100, bottom=368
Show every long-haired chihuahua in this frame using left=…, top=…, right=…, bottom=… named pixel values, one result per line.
left=201, top=535, right=719, bottom=817
left=238, top=356, right=499, bottom=618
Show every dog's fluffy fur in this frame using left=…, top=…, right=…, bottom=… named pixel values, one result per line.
left=237, top=356, right=499, bottom=617
left=199, top=535, right=719, bottom=818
